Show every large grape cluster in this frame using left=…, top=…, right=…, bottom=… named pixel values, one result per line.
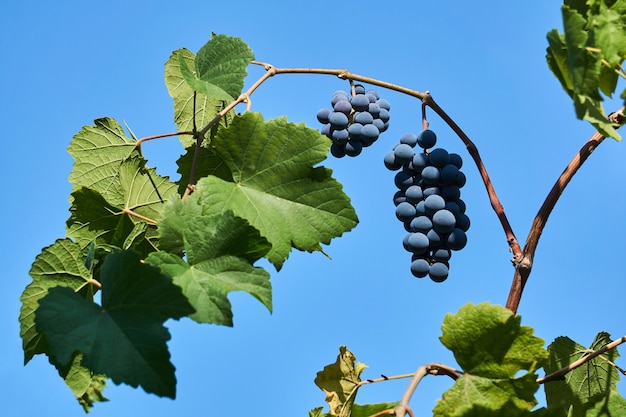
left=317, top=84, right=390, bottom=157
left=384, top=129, right=470, bottom=282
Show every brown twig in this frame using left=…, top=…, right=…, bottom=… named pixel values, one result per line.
left=505, top=107, right=625, bottom=313
left=425, top=94, right=523, bottom=263
left=538, top=335, right=626, bottom=384
left=393, top=363, right=462, bottom=417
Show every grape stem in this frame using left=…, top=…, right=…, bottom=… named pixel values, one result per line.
left=505, top=107, right=625, bottom=313
left=538, top=335, right=626, bottom=384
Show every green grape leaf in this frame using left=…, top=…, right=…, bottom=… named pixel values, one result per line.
left=175, top=143, right=233, bottom=195
left=440, top=302, right=548, bottom=379
left=314, top=346, right=368, bottom=417
left=351, top=402, right=399, bottom=417
left=164, top=48, right=234, bottom=149
left=66, top=187, right=156, bottom=255
left=192, top=112, right=358, bottom=269
left=433, top=373, right=540, bottom=417
left=157, top=198, right=271, bottom=262
left=61, top=354, right=108, bottom=413
left=146, top=211, right=271, bottom=325
left=118, top=158, right=179, bottom=221
left=66, top=158, right=177, bottom=255
left=435, top=303, right=547, bottom=417
left=194, top=34, right=254, bottom=99
left=19, top=239, right=96, bottom=364
left=178, top=55, right=233, bottom=102
left=67, top=117, right=141, bottom=205
left=546, top=1, right=626, bottom=140
left=544, top=332, right=625, bottom=416
left=35, top=250, right=194, bottom=398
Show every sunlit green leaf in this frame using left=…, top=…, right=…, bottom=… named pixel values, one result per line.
left=19, top=239, right=96, bottom=364
left=192, top=112, right=358, bottom=268
left=147, top=210, right=271, bottom=325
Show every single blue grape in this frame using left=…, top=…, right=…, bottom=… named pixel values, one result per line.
left=406, top=232, right=429, bottom=254
left=428, top=148, right=450, bottom=167
left=410, top=258, right=430, bottom=278
left=396, top=202, right=417, bottom=222
left=417, top=129, right=437, bottom=149
left=393, top=190, right=407, bottom=206
left=372, top=118, right=385, bottom=132
left=456, top=213, right=471, bottom=231
left=333, top=99, right=352, bottom=115
left=440, top=164, right=460, bottom=184
left=424, top=194, right=446, bottom=214
left=366, top=89, right=380, bottom=99
left=385, top=151, right=402, bottom=171
left=354, top=84, right=366, bottom=95
left=330, top=143, right=346, bottom=158
left=412, top=153, right=429, bottom=170
left=405, top=185, right=423, bottom=203
left=377, top=98, right=390, bottom=110
left=449, top=153, right=463, bottom=168
left=422, top=186, right=440, bottom=198
left=351, top=94, right=370, bottom=111
left=400, top=132, right=418, bottom=147
left=394, top=144, right=414, bottom=165
left=345, top=140, right=363, bottom=157
left=447, top=228, right=467, bottom=250
left=432, top=209, right=456, bottom=233
left=354, top=111, right=374, bottom=125
left=378, top=108, right=390, bottom=122
left=394, top=170, right=414, bottom=190
left=348, top=123, right=363, bottom=137
left=317, top=108, right=331, bottom=124
left=429, top=262, right=449, bottom=282
left=328, top=112, right=349, bottom=129
left=361, top=124, right=380, bottom=145
left=409, top=216, right=432, bottom=233
left=365, top=92, right=378, bottom=103
left=331, top=128, right=349, bottom=143
left=368, top=102, right=381, bottom=117
left=331, top=92, right=349, bottom=106
left=421, top=166, right=440, bottom=185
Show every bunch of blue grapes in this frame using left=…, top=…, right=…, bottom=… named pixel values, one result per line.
left=384, top=129, right=470, bottom=282
left=317, top=84, right=390, bottom=157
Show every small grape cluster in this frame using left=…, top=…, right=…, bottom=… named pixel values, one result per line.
left=317, top=84, right=390, bottom=157
left=384, top=129, right=470, bottom=282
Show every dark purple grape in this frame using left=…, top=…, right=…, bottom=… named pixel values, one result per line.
left=411, top=258, right=430, bottom=278
left=429, top=262, right=449, bottom=282
left=317, top=108, right=331, bottom=124
left=417, top=129, right=437, bottom=149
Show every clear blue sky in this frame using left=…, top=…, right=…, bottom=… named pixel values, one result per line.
left=1, top=1, right=625, bottom=416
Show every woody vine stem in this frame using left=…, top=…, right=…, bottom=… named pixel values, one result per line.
left=136, top=61, right=624, bottom=314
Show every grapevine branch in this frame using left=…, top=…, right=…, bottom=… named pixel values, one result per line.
left=393, top=363, right=461, bottom=417
left=183, top=62, right=518, bottom=275
left=505, top=107, right=625, bottom=313
left=538, top=335, right=626, bottom=384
